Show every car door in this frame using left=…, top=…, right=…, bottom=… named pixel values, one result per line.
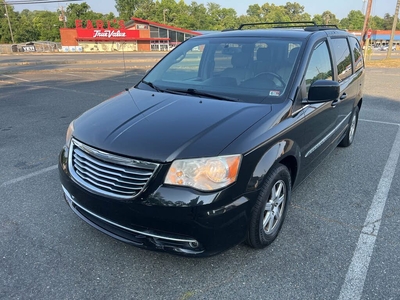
left=348, top=36, right=365, bottom=102
left=299, top=39, right=340, bottom=173
left=328, top=36, right=358, bottom=136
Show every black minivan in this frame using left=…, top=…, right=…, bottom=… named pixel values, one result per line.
left=59, top=22, right=365, bottom=256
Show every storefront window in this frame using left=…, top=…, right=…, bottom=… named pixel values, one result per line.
left=151, top=40, right=170, bottom=51
left=169, top=31, right=177, bottom=43
left=177, top=32, right=184, bottom=42
left=150, top=26, right=159, bottom=38
left=160, top=28, right=168, bottom=38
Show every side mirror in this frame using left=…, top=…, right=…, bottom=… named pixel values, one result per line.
left=305, top=80, right=340, bottom=103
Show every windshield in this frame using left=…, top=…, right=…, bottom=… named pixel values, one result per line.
left=138, top=36, right=303, bottom=103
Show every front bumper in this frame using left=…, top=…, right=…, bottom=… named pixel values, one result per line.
left=59, top=147, right=255, bottom=257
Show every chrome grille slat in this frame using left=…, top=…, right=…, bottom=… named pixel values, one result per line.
left=74, top=149, right=153, bottom=176
left=75, top=171, right=139, bottom=194
left=74, top=156, right=149, bottom=183
left=74, top=164, right=145, bottom=190
left=69, top=139, right=159, bottom=199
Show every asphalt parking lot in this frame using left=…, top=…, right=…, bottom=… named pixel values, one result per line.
left=0, top=56, right=400, bottom=300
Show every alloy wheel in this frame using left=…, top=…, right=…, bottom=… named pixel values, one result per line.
left=263, top=180, right=286, bottom=234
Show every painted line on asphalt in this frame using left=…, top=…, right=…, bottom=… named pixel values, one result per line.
left=101, top=69, right=123, bottom=74
left=65, top=73, right=85, bottom=78
left=0, top=165, right=58, bottom=188
left=2, top=75, right=30, bottom=82
left=359, top=119, right=400, bottom=127
left=338, top=124, right=400, bottom=300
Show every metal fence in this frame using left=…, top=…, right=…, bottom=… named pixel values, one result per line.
left=0, top=41, right=62, bottom=54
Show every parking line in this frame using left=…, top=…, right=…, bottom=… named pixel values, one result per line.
left=65, top=73, right=85, bottom=78
left=101, top=69, right=123, bottom=74
left=338, top=124, right=400, bottom=300
left=0, top=165, right=57, bottom=188
left=359, top=119, right=400, bottom=127
left=2, top=75, right=30, bottom=82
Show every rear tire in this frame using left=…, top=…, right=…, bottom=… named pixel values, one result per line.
left=246, top=164, right=291, bottom=249
left=339, top=106, right=359, bottom=147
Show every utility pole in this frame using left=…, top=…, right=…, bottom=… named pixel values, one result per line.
left=386, top=0, right=400, bottom=59
left=360, top=0, right=373, bottom=48
left=60, top=6, right=67, bottom=28
left=4, top=1, right=15, bottom=43
left=163, top=9, right=169, bottom=24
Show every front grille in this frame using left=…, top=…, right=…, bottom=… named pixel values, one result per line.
left=69, top=139, right=159, bottom=199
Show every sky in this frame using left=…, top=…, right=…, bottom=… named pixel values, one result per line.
left=14, top=0, right=398, bottom=20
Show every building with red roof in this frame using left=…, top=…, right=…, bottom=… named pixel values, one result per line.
left=59, top=17, right=201, bottom=52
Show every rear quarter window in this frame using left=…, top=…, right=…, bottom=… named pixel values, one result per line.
left=331, top=38, right=353, bottom=82
left=349, top=37, right=364, bottom=72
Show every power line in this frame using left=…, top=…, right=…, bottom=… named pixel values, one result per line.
left=5, top=0, right=83, bottom=5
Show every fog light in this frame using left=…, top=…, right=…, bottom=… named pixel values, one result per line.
left=188, top=241, right=199, bottom=248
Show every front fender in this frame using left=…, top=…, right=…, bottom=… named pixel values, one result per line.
left=246, top=139, right=300, bottom=192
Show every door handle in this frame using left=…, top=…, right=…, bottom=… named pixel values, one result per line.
left=340, top=93, right=347, bottom=100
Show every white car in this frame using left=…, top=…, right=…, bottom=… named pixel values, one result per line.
left=380, top=45, right=396, bottom=51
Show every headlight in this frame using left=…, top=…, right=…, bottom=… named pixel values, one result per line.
left=66, top=121, right=75, bottom=147
left=165, top=155, right=241, bottom=191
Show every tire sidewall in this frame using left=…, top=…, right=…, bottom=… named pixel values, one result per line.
left=248, top=164, right=291, bottom=248
left=339, top=105, right=359, bottom=147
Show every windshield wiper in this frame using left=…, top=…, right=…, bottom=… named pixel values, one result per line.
left=142, top=80, right=163, bottom=93
left=166, top=88, right=239, bottom=102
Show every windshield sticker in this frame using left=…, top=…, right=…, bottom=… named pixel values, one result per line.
left=269, top=90, right=281, bottom=97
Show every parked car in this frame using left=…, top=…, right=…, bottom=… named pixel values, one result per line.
left=380, top=45, right=396, bottom=51
left=59, top=22, right=365, bottom=256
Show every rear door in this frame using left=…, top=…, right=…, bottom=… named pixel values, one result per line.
left=328, top=36, right=358, bottom=137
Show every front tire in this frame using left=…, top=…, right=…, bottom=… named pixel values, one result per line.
left=246, top=164, right=291, bottom=249
left=339, top=106, right=359, bottom=147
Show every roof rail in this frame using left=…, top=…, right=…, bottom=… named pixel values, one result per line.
left=236, top=21, right=339, bottom=31
left=304, top=24, right=339, bottom=31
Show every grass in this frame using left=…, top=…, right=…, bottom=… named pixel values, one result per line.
left=365, top=58, right=400, bottom=68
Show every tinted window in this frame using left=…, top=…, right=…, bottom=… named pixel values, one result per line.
left=304, top=41, right=333, bottom=92
left=213, top=43, right=242, bottom=73
left=142, top=37, right=303, bottom=104
left=331, top=38, right=352, bottom=82
left=349, top=37, right=363, bottom=72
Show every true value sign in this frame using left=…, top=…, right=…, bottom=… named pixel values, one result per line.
left=75, top=19, right=140, bottom=40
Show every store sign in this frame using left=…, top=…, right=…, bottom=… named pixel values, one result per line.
left=93, top=29, right=127, bottom=38
left=22, top=45, right=36, bottom=52
left=76, top=28, right=139, bottom=40
left=75, top=19, right=139, bottom=40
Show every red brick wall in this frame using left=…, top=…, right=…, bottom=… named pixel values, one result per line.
left=137, top=40, right=150, bottom=51
left=60, top=29, right=78, bottom=46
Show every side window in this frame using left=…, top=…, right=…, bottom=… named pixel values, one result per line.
left=331, top=38, right=352, bottom=82
left=349, top=37, right=364, bottom=72
left=304, top=41, right=333, bottom=92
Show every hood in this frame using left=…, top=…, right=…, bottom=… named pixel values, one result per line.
left=73, top=88, right=272, bottom=162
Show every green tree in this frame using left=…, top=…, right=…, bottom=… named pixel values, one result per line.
left=131, top=0, right=157, bottom=21
left=340, top=10, right=364, bottom=30
left=0, top=0, right=18, bottom=43
left=32, top=11, right=60, bottom=41
left=370, top=15, right=385, bottom=29
left=312, top=11, right=339, bottom=26
left=321, top=10, right=339, bottom=25
left=66, top=2, right=92, bottom=27
left=246, top=4, right=262, bottom=19
left=312, top=14, right=323, bottom=25
left=14, top=9, right=40, bottom=42
left=115, top=0, right=148, bottom=20
left=284, top=2, right=310, bottom=21
left=382, top=13, right=400, bottom=30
